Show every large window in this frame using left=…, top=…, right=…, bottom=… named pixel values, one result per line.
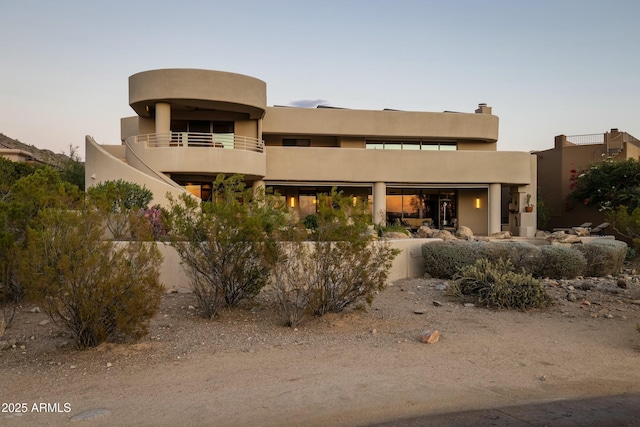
left=366, top=140, right=457, bottom=151
left=385, top=189, right=457, bottom=229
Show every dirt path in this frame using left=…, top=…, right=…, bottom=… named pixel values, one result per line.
left=3, top=277, right=640, bottom=426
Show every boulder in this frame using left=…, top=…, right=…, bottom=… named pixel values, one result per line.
left=535, top=230, right=550, bottom=238
left=416, top=226, right=435, bottom=238
left=455, top=225, right=474, bottom=239
left=490, top=231, right=512, bottom=239
left=571, top=227, right=590, bottom=237
left=433, top=230, right=456, bottom=241
left=548, top=232, right=581, bottom=244
left=383, top=231, right=410, bottom=239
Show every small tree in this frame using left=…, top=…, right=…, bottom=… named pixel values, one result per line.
left=59, top=144, right=85, bottom=190
left=165, top=175, right=286, bottom=318
left=20, top=206, right=163, bottom=349
left=567, top=158, right=640, bottom=211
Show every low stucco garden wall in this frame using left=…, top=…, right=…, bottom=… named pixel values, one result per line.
left=154, top=239, right=442, bottom=293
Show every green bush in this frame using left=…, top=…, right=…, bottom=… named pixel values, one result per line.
left=272, top=190, right=399, bottom=325
left=422, top=241, right=481, bottom=278
left=576, top=240, right=627, bottom=277
left=449, top=258, right=553, bottom=310
left=166, top=175, right=287, bottom=318
left=534, top=245, right=587, bottom=279
left=477, top=242, right=540, bottom=273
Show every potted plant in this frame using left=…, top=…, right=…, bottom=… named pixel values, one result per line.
left=524, top=194, right=534, bottom=212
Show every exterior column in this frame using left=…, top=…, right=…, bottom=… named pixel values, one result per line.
left=373, top=182, right=386, bottom=226
left=488, top=183, right=501, bottom=235
left=252, top=180, right=265, bottom=205
left=155, top=102, right=171, bottom=146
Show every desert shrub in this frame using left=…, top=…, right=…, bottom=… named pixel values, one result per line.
left=20, top=207, right=163, bottom=349
left=272, top=190, right=399, bottom=325
left=533, top=245, right=587, bottom=279
left=302, top=214, right=318, bottom=230
left=272, top=242, right=309, bottom=327
left=87, top=179, right=153, bottom=239
left=1, top=167, right=81, bottom=326
left=477, top=241, right=540, bottom=272
left=422, top=241, right=482, bottom=278
left=575, top=240, right=627, bottom=277
left=166, top=175, right=287, bottom=318
left=449, top=258, right=552, bottom=310
left=626, top=246, right=637, bottom=261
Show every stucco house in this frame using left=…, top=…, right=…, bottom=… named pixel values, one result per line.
left=85, top=68, right=538, bottom=236
left=535, top=129, right=640, bottom=230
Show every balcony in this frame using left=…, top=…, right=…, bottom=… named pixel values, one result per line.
left=127, top=132, right=264, bottom=152
left=125, top=132, right=266, bottom=179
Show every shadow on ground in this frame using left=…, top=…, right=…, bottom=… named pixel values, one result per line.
left=367, top=393, right=640, bottom=426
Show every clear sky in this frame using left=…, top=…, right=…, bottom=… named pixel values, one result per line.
left=1, top=0, right=638, bottom=159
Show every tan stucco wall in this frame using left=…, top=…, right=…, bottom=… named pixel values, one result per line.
left=262, top=107, right=498, bottom=142
left=126, top=141, right=267, bottom=179
left=458, top=141, right=497, bottom=151
left=458, top=189, right=489, bottom=235
left=129, top=69, right=267, bottom=120
left=265, top=147, right=534, bottom=185
left=157, top=238, right=435, bottom=292
left=85, top=136, right=187, bottom=206
left=234, top=120, right=259, bottom=139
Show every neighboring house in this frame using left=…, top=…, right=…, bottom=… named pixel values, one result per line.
left=0, top=148, right=40, bottom=164
left=85, top=68, right=538, bottom=236
left=1, top=133, right=67, bottom=167
left=535, top=129, right=640, bottom=230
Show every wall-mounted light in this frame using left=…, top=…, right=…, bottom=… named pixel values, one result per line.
left=475, top=197, right=481, bottom=209
left=289, top=196, right=295, bottom=208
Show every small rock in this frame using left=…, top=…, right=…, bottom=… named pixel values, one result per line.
left=604, top=314, right=614, bottom=319
left=188, top=305, right=195, bottom=310
left=567, top=293, right=577, bottom=302
left=583, top=300, right=591, bottom=306
left=567, top=285, right=575, bottom=291
left=617, top=279, right=628, bottom=289
left=421, top=330, right=440, bottom=344
left=70, top=365, right=77, bottom=369
left=0, top=340, right=9, bottom=351
left=371, top=329, right=377, bottom=335
left=540, top=375, right=547, bottom=381
left=580, top=281, right=593, bottom=291
left=463, top=303, right=475, bottom=308
left=631, top=300, right=640, bottom=305
left=38, top=319, right=50, bottom=326
left=106, top=362, right=112, bottom=368
left=30, top=307, right=41, bottom=313
left=432, top=301, right=443, bottom=307
left=435, top=283, right=448, bottom=291
left=414, top=309, right=426, bottom=315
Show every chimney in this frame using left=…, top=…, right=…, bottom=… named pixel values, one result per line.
left=475, top=103, right=492, bottom=114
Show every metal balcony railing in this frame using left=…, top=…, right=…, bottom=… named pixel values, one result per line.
left=565, top=133, right=605, bottom=145
left=128, top=132, right=265, bottom=153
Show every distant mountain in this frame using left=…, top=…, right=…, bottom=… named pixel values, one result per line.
left=0, top=133, right=72, bottom=168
